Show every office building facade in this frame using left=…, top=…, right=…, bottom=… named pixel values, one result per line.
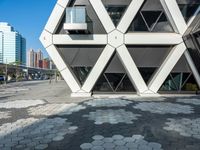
left=0, top=22, right=26, bottom=65
left=27, top=49, right=35, bottom=67
left=21, top=38, right=26, bottom=65
left=0, top=32, right=3, bottom=63
left=40, top=0, right=200, bottom=97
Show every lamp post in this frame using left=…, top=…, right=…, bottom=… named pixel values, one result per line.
left=4, top=59, right=7, bottom=86
left=55, top=70, right=57, bottom=83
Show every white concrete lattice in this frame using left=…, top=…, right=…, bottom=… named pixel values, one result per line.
left=40, top=0, right=200, bottom=97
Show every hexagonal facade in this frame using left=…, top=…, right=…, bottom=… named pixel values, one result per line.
left=40, top=0, right=200, bottom=97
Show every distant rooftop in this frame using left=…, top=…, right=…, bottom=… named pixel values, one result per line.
left=0, top=22, right=10, bottom=26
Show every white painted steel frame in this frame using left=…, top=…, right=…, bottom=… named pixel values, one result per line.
left=40, top=0, right=200, bottom=97
left=40, top=0, right=81, bottom=93
left=149, top=0, right=200, bottom=92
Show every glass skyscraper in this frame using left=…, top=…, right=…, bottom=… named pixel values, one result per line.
left=0, top=32, right=3, bottom=63
left=0, top=22, right=26, bottom=65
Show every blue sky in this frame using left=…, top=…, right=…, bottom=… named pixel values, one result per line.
left=0, top=0, right=57, bottom=57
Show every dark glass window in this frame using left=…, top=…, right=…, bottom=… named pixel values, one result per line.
left=159, top=73, right=199, bottom=92
left=128, top=0, right=174, bottom=32
left=92, top=74, right=113, bottom=92
left=72, top=67, right=92, bottom=85
left=178, top=4, right=199, bottom=22
left=176, top=0, right=200, bottom=22
left=127, top=45, right=173, bottom=84
left=153, top=12, right=173, bottom=32
left=141, top=11, right=162, bottom=31
left=93, top=53, right=135, bottom=93
left=56, top=45, right=104, bottom=85
left=129, top=13, right=148, bottom=31
left=138, top=67, right=157, bottom=84
left=106, top=5, right=127, bottom=26
left=93, top=73, right=135, bottom=92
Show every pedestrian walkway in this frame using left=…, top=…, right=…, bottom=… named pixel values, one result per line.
left=0, top=97, right=200, bottom=150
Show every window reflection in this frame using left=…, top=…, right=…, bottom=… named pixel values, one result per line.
left=176, top=0, right=200, bottom=22
left=66, top=7, right=86, bottom=24
left=128, top=0, right=174, bottom=32
left=106, top=5, right=127, bottom=26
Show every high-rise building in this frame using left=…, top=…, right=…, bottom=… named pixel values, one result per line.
left=0, top=22, right=26, bottom=64
left=27, top=49, right=35, bottom=67
left=34, top=52, right=37, bottom=68
left=21, top=38, right=26, bottom=65
left=36, top=50, right=43, bottom=67
left=37, top=50, right=43, bottom=61
left=41, top=0, right=200, bottom=97
left=0, top=32, right=3, bottom=63
left=27, top=49, right=44, bottom=68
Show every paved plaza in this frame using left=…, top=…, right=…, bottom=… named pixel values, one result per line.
left=0, top=81, right=200, bottom=150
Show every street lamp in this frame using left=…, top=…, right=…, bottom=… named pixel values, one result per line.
left=4, top=59, right=7, bottom=86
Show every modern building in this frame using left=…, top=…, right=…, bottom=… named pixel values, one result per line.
left=27, top=49, right=35, bottom=67
left=39, top=58, right=50, bottom=69
left=40, top=0, right=200, bottom=97
left=36, top=50, right=43, bottom=67
left=0, top=32, right=3, bottom=63
left=34, top=50, right=43, bottom=68
left=21, top=38, right=26, bottom=65
left=42, top=59, right=50, bottom=69
left=0, top=22, right=26, bottom=65
left=27, top=49, right=43, bottom=68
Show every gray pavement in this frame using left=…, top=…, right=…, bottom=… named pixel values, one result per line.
left=0, top=80, right=200, bottom=150
left=0, top=80, right=87, bottom=103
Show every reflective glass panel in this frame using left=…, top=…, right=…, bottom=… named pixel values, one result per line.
left=106, top=5, right=127, bottom=26
left=128, top=0, right=174, bottom=32
left=66, top=7, right=86, bottom=23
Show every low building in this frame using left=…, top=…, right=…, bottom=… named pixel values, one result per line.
left=40, top=0, right=200, bottom=97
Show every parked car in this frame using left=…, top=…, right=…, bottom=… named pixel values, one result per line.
left=0, top=75, right=4, bottom=81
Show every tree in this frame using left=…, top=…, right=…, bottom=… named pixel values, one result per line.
left=9, top=61, right=23, bottom=82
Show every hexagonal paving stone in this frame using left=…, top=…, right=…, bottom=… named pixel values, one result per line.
left=0, top=111, right=11, bottom=119
left=35, top=144, right=48, bottom=150
left=102, top=137, right=114, bottom=143
left=84, top=98, right=132, bottom=107
left=53, top=136, right=64, bottom=141
left=133, top=102, right=194, bottom=114
left=0, top=117, right=78, bottom=149
left=92, top=140, right=104, bottom=146
left=28, top=103, right=86, bottom=116
left=0, top=100, right=45, bottom=109
left=80, top=143, right=93, bottom=149
left=102, top=142, right=115, bottom=149
left=83, top=109, right=141, bottom=125
left=112, top=135, right=124, bottom=140
left=164, top=118, right=200, bottom=139
left=177, top=98, right=200, bottom=105
left=114, top=140, right=126, bottom=146
left=92, top=135, right=104, bottom=140
left=80, top=135, right=163, bottom=150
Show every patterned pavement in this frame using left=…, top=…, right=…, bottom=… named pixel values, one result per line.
left=0, top=97, right=200, bottom=150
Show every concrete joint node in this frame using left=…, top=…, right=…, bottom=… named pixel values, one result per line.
left=108, top=30, right=124, bottom=48
left=39, top=30, right=53, bottom=48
